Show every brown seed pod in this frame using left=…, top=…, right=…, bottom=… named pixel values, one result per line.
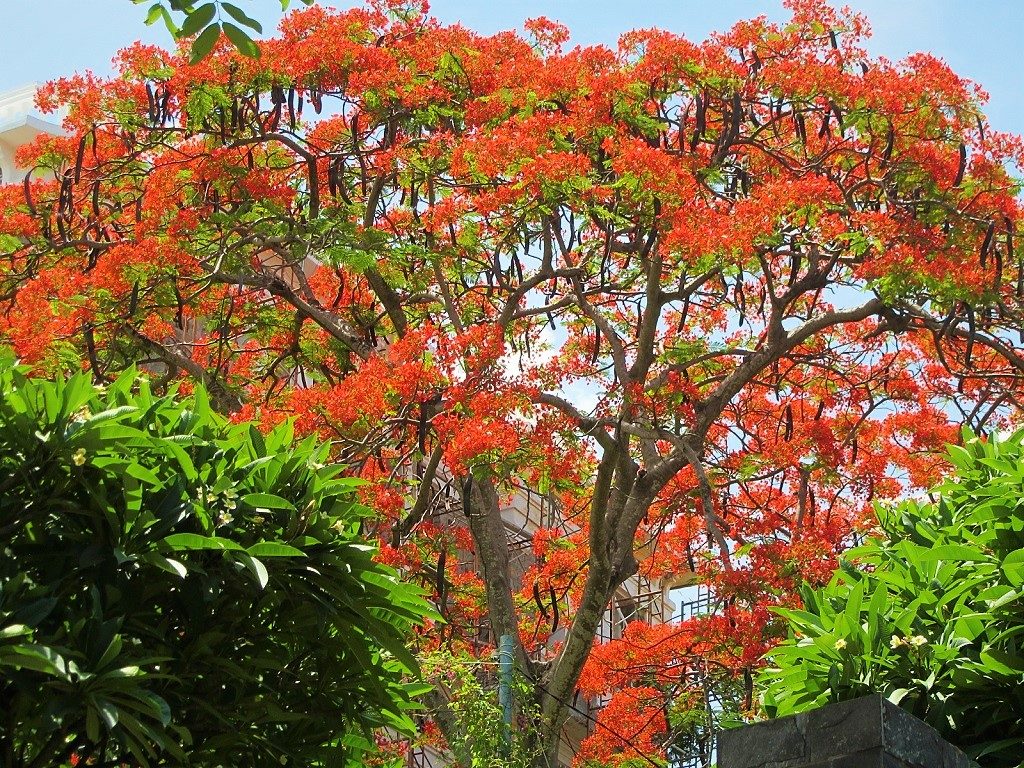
left=74, top=133, right=87, bottom=183
left=435, top=549, right=447, bottom=609
left=953, top=143, right=967, bottom=187
left=23, top=173, right=36, bottom=216
left=549, top=585, right=560, bottom=633
left=981, top=221, right=995, bottom=268
left=534, top=583, right=549, bottom=619
left=964, top=305, right=976, bottom=371
left=690, top=93, right=705, bottom=151
left=818, top=112, right=830, bottom=138
left=794, top=111, right=807, bottom=144
left=881, top=127, right=895, bottom=165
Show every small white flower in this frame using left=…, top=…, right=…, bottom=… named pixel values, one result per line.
left=890, top=635, right=906, bottom=649
left=834, top=638, right=847, bottom=650
left=72, top=448, right=87, bottom=466
left=909, top=635, right=928, bottom=648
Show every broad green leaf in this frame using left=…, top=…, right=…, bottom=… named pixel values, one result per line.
left=241, top=492, right=294, bottom=510
left=142, top=553, right=188, bottom=578
left=235, top=552, right=269, bottom=589
left=180, top=2, right=217, bottom=38
left=144, top=2, right=165, bottom=25
left=189, top=23, right=221, bottom=64
left=1003, top=548, right=1024, bottom=587
left=887, top=688, right=910, bottom=705
left=162, top=533, right=245, bottom=552
left=915, top=544, right=990, bottom=562
left=96, top=635, right=124, bottom=670
left=247, top=542, right=306, bottom=558
left=222, top=2, right=262, bottom=33
left=0, top=624, right=30, bottom=639
left=84, top=405, right=139, bottom=426
left=980, top=648, right=1024, bottom=675
left=0, top=643, right=65, bottom=676
left=98, top=700, right=120, bottom=729
left=221, top=21, right=260, bottom=58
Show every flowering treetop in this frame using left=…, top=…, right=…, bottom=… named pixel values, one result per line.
left=1, top=0, right=1022, bottom=764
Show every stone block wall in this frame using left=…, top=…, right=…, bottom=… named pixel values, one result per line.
left=717, top=695, right=976, bottom=768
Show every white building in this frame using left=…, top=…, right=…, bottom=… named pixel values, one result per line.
left=0, top=84, right=64, bottom=185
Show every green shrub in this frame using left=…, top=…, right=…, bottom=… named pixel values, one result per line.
left=0, top=359, right=433, bottom=767
left=758, top=430, right=1024, bottom=767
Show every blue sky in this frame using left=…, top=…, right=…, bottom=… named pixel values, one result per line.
left=3, top=1, right=1022, bottom=135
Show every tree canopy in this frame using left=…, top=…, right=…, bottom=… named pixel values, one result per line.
left=1, top=0, right=1022, bottom=764
left=0, top=360, right=432, bottom=767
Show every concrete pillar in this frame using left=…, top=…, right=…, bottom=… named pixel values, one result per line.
left=717, top=695, right=976, bottom=768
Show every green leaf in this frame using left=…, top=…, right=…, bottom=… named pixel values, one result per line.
left=234, top=552, right=269, bottom=589
left=86, top=706, right=100, bottom=742
left=914, top=544, right=987, bottom=562
left=162, top=533, right=245, bottom=552
left=247, top=542, right=306, bottom=558
left=14, top=597, right=58, bottom=628
left=247, top=423, right=266, bottom=456
left=144, top=3, right=167, bottom=25
left=84, top=405, right=139, bottom=426
left=241, top=492, right=294, bottom=510
left=124, top=462, right=161, bottom=485
left=142, top=553, right=188, bottom=578
left=0, top=644, right=65, bottom=676
left=946, top=444, right=974, bottom=471
left=1003, top=548, right=1024, bottom=587
left=222, top=3, right=263, bottom=33
left=980, top=648, right=1024, bottom=675
left=0, top=624, right=31, bottom=639
left=180, top=2, right=217, bottom=38
left=221, top=21, right=260, bottom=58
left=887, top=688, right=910, bottom=705
left=189, top=22, right=221, bottom=64
left=98, top=700, right=120, bottom=730
left=96, top=635, right=124, bottom=670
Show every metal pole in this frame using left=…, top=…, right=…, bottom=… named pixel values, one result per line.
left=498, top=633, right=514, bottom=740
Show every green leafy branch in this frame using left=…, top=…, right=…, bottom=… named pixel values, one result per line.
left=132, top=0, right=314, bottom=63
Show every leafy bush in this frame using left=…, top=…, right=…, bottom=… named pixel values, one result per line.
left=421, top=649, right=542, bottom=768
left=0, top=360, right=433, bottom=767
left=758, top=431, right=1024, bottom=766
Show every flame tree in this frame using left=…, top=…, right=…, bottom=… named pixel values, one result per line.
left=1, top=1, right=1022, bottom=764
